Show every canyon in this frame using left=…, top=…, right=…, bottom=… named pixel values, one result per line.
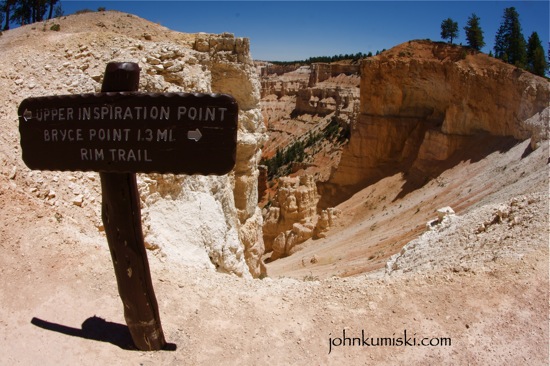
left=322, top=41, right=548, bottom=205
left=260, top=40, right=548, bottom=280
left=0, top=11, right=548, bottom=365
left=258, top=60, right=359, bottom=257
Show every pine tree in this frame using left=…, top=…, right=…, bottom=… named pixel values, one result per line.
left=274, top=148, right=283, bottom=170
left=9, top=0, right=60, bottom=25
left=47, top=0, right=58, bottom=20
left=464, top=13, right=485, bottom=51
left=494, top=7, right=527, bottom=67
left=440, top=18, right=459, bottom=44
left=1, top=0, right=15, bottom=30
left=12, top=0, right=33, bottom=25
left=526, top=32, right=548, bottom=76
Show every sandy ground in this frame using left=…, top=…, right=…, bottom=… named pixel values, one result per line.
left=0, top=179, right=547, bottom=365
left=1, top=139, right=547, bottom=365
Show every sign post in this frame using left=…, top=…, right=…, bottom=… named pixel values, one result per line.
left=18, top=62, right=239, bottom=351
left=99, top=62, right=165, bottom=351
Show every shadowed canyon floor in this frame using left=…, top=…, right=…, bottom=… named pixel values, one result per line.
left=267, top=139, right=548, bottom=279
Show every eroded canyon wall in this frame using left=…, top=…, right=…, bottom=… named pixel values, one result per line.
left=138, top=33, right=268, bottom=278
left=321, top=41, right=550, bottom=206
left=258, top=62, right=359, bottom=255
left=308, top=63, right=360, bottom=86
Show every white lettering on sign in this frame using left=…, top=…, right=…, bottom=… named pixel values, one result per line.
left=177, top=106, right=227, bottom=121
left=80, top=148, right=105, bottom=161
left=42, top=128, right=176, bottom=144
left=88, top=128, right=132, bottom=142
left=31, top=105, right=228, bottom=122
left=43, top=129, right=84, bottom=142
left=86, top=106, right=171, bottom=121
left=79, top=148, right=153, bottom=162
left=109, top=149, right=152, bottom=162
left=41, top=128, right=176, bottom=163
left=136, top=129, right=176, bottom=142
left=34, top=107, right=75, bottom=122
left=32, top=106, right=171, bottom=121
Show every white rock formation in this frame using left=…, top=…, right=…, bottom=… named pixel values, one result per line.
left=0, top=13, right=266, bottom=277
left=263, top=175, right=340, bottom=259
left=136, top=33, right=268, bottom=278
left=385, top=193, right=546, bottom=275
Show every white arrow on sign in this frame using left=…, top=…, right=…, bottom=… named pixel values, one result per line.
left=22, top=109, right=33, bottom=122
left=187, top=128, right=202, bottom=142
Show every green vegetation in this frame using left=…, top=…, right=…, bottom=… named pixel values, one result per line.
left=261, top=117, right=350, bottom=180
left=275, top=8, right=547, bottom=77
left=494, top=7, right=527, bottom=68
left=261, top=139, right=306, bottom=180
left=464, top=13, right=485, bottom=51
left=493, top=7, right=549, bottom=76
left=526, top=32, right=548, bottom=77
left=271, top=8, right=546, bottom=77
left=440, top=18, right=459, bottom=44
left=270, top=52, right=373, bottom=66
left=437, top=7, right=547, bottom=77
left=322, top=117, right=350, bottom=143
left=1, top=0, right=62, bottom=30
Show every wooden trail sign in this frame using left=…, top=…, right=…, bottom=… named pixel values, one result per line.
left=18, top=91, right=238, bottom=175
left=97, top=62, right=166, bottom=350
left=17, top=62, right=239, bottom=351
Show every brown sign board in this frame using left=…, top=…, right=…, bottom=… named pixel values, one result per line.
left=18, top=92, right=238, bottom=175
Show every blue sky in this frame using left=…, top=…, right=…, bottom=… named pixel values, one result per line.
left=60, top=1, right=549, bottom=61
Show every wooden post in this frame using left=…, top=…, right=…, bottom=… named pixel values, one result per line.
left=99, top=62, right=166, bottom=351
left=19, top=62, right=237, bottom=351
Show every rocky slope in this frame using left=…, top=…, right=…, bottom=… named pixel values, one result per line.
left=0, top=10, right=266, bottom=277
left=266, top=40, right=548, bottom=279
left=262, top=175, right=340, bottom=260
left=320, top=40, right=549, bottom=206
left=258, top=61, right=359, bottom=254
left=258, top=62, right=359, bottom=163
